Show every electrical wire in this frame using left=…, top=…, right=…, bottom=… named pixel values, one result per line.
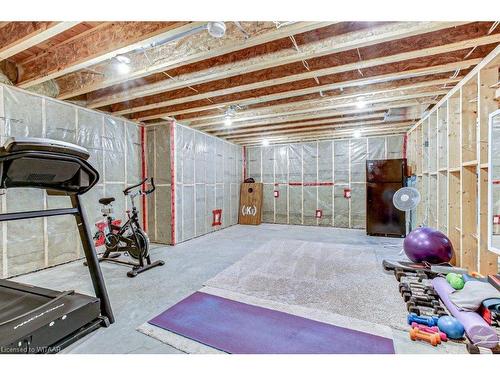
left=356, top=48, right=364, bottom=77
left=233, top=22, right=250, bottom=39
left=143, top=48, right=214, bottom=104
left=288, top=34, right=321, bottom=86
left=463, top=21, right=498, bottom=61
left=273, top=21, right=296, bottom=29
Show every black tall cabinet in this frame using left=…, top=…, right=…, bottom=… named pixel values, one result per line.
left=366, top=159, right=407, bottom=237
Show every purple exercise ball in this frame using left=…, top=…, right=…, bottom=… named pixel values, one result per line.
left=403, top=227, right=454, bottom=264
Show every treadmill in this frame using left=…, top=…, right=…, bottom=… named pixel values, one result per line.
left=0, top=137, right=114, bottom=354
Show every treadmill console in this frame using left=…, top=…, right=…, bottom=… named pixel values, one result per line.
left=1, top=137, right=90, bottom=159
left=0, top=137, right=99, bottom=194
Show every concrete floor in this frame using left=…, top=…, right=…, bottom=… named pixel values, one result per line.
left=12, top=224, right=452, bottom=354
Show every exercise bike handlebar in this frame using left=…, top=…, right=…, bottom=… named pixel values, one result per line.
left=143, top=178, right=155, bottom=195
left=123, top=177, right=155, bottom=196
left=123, top=178, right=148, bottom=194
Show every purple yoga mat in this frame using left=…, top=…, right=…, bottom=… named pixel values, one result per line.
left=148, top=292, right=395, bottom=354
left=432, top=277, right=499, bottom=348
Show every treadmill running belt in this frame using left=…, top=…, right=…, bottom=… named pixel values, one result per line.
left=0, top=288, right=50, bottom=323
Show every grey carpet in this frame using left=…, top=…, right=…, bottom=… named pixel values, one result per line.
left=205, top=239, right=409, bottom=330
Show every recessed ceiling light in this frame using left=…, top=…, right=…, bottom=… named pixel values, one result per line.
left=116, top=62, right=131, bottom=75
left=353, top=129, right=362, bottom=138
left=224, top=116, right=232, bottom=127
left=262, top=139, right=270, bottom=146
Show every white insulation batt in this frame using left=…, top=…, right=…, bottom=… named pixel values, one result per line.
left=246, top=135, right=404, bottom=229
left=0, top=84, right=143, bottom=278
left=146, top=122, right=243, bottom=245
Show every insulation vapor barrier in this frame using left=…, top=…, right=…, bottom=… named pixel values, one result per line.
left=146, top=125, right=172, bottom=245
left=0, top=84, right=143, bottom=278
left=146, top=122, right=243, bottom=245
left=246, top=135, right=404, bottom=229
left=175, top=123, right=243, bottom=243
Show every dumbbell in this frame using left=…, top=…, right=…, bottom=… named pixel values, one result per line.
left=396, top=271, right=428, bottom=282
left=409, top=295, right=440, bottom=305
left=407, top=313, right=439, bottom=327
left=400, top=277, right=433, bottom=286
left=401, top=291, right=439, bottom=303
left=408, top=305, right=447, bottom=317
left=405, top=294, right=440, bottom=306
left=409, top=327, right=441, bottom=346
left=402, top=290, right=439, bottom=303
left=407, top=297, right=440, bottom=309
left=399, top=282, right=436, bottom=294
left=394, top=269, right=418, bottom=280
left=400, top=285, right=438, bottom=298
left=410, top=323, right=448, bottom=342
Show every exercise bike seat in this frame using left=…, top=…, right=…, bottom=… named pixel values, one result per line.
left=98, top=197, right=115, bottom=205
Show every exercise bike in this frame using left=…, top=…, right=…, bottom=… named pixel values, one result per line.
left=89, top=177, right=165, bottom=277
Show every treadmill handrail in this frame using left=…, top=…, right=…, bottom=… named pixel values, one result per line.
left=0, top=290, right=74, bottom=327
left=0, top=208, right=79, bottom=222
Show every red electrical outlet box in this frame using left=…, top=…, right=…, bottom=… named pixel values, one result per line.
left=344, top=188, right=351, bottom=199
left=315, top=209, right=322, bottom=218
left=274, top=190, right=279, bottom=198
left=212, top=209, right=222, bottom=226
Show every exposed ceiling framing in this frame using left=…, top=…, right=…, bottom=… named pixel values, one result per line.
left=0, top=21, right=499, bottom=145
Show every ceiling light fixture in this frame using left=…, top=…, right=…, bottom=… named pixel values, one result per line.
left=353, top=129, right=362, bottom=138
left=356, top=96, right=366, bottom=109
left=116, top=62, right=131, bottom=75
left=224, top=116, right=232, bottom=127
left=207, top=22, right=226, bottom=38
left=115, top=55, right=131, bottom=64
left=113, top=55, right=131, bottom=75
left=262, top=139, right=270, bottom=147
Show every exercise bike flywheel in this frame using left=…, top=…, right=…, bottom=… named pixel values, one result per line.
left=126, top=230, right=150, bottom=259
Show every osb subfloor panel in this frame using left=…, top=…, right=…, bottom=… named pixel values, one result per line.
left=12, top=224, right=466, bottom=354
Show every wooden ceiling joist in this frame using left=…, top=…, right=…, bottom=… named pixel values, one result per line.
left=16, top=21, right=198, bottom=88
left=188, top=99, right=436, bottom=133
left=223, top=120, right=414, bottom=142
left=0, top=22, right=80, bottom=61
left=237, top=127, right=409, bottom=146
left=119, top=59, right=476, bottom=119
left=169, top=76, right=459, bottom=127
left=188, top=91, right=446, bottom=129
left=86, top=21, right=466, bottom=110
left=213, top=113, right=388, bottom=137
left=128, top=33, right=499, bottom=121
left=56, top=22, right=332, bottom=100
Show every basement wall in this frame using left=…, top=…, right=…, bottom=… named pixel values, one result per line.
left=0, top=84, right=143, bottom=278
left=246, top=134, right=404, bottom=229
left=406, top=47, right=500, bottom=274
left=145, top=122, right=243, bottom=245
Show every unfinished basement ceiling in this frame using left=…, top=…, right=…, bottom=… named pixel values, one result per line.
left=1, top=21, right=499, bottom=145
